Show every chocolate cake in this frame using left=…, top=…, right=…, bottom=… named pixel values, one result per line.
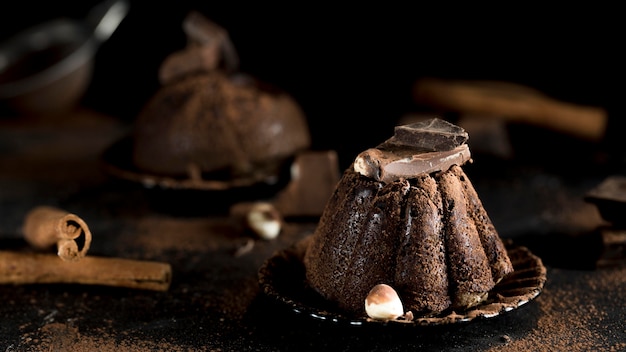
left=132, top=71, right=311, bottom=180
left=302, top=118, right=513, bottom=318
left=131, top=12, right=311, bottom=181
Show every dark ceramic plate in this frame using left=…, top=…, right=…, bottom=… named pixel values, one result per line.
left=100, top=135, right=284, bottom=191
left=258, top=239, right=547, bottom=327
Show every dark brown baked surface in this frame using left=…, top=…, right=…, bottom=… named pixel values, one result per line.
left=303, top=164, right=513, bottom=317
left=132, top=71, right=311, bottom=179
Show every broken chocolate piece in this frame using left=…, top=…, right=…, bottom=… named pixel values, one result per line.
left=584, top=176, right=626, bottom=226
left=158, top=11, right=240, bottom=85
left=596, top=228, right=626, bottom=268
left=383, top=118, right=469, bottom=151
left=354, top=144, right=472, bottom=183
left=272, top=150, right=341, bottom=217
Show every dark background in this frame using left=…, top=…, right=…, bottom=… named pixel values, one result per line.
left=1, top=1, right=623, bottom=167
left=1, top=3, right=625, bottom=350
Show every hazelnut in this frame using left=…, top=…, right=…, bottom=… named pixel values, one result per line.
left=246, top=202, right=282, bottom=240
left=364, top=283, right=404, bottom=320
left=353, top=149, right=382, bottom=181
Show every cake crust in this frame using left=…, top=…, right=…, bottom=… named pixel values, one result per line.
left=438, top=167, right=494, bottom=309
left=395, top=175, right=450, bottom=315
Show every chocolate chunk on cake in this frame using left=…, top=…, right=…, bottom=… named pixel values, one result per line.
left=386, top=118, right=469, bottom=151
left=303, top=118, right=513, bottom=318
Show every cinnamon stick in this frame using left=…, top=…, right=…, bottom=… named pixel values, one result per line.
left=0, top=251, right=172, bottom=291
left=413, top=78, right=608, bottom=141
left=22, top=206, right=92, bottom=262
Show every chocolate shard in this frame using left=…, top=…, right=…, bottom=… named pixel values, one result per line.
left=354, top=144, right=472, bottom=183
left=584, top=175, right=626, bottom=226
left=272, top=150, right=341, bottom=217
left=384, top=118, right=469, bottom=151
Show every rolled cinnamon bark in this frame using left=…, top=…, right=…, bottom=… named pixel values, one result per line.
left=22, top=206, right=92, bottom=262
left=0, top=251, right=172, bottom=291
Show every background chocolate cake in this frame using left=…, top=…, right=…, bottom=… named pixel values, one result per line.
left=131, top=70, right=311, bottom=180
left=129, top=11, right=311, bottom=181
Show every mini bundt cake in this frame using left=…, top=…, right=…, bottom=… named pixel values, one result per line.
left=131, top=11, right=311, bottom=181
left=303, top=118, right=513, bottom=318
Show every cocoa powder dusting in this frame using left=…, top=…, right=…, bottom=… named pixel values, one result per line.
left=486, top=267, right=626, bottom=352
left=16, top=322, right=196, bottom=351
left=128, top=216, right=243, bottom=256
left=123, top=215, right=303, bottom=258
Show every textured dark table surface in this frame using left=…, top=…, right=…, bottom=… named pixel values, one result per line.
left=0, top=110, right=624, bottom=351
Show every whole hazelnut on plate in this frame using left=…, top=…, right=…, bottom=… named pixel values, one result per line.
left=246, top=202, right=282, bottom=240
left=364, top=283, right=404, bottom=320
